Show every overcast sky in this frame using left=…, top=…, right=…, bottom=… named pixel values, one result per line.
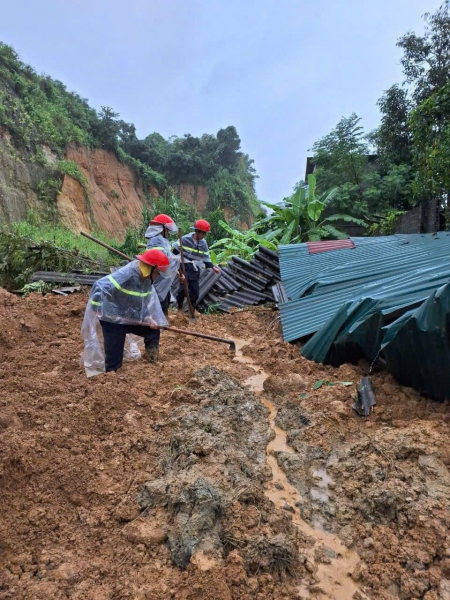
left=0, top=0, right=442, bottom=201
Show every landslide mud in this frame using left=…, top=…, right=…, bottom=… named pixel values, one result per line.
left=2, top=289, right=450, bottom=599
left=235, top=341, right=365, bottom=600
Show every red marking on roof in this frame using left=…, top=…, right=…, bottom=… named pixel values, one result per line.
left=307, top=239, right=355, bottom=255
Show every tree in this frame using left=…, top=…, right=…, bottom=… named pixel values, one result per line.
left=371, top=85, right=413, bottom=168
left=398, top=2, right=450, bottom=103
left=311, top=114, right=378, bottom=215
left=410, top=81, right=450, bottom=200
left=216, top=126, right=242, bottom=172
left=92, top=106, right=121, bottom=150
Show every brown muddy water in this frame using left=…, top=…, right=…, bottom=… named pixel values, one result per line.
left=234, top=340, right=367, bottom=600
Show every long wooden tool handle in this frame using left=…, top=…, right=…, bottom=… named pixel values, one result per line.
left=162, top=325, right=235, bottom=349
left=81, top=231, right=133, bottom=262
left=96, top=316, right=235, bottom=350
left=178, top=229, right=195, bottom=319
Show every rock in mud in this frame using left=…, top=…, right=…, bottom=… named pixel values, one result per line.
left=122, top=520, right=168, bottom=547
left=263, top=373, right=308, bottom=395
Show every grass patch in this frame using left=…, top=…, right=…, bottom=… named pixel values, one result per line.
left=0, top=209, right=124, bottom=288
left=12, top=211, right=120, bottom=265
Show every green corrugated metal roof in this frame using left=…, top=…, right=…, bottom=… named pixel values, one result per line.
left=279, top=236, right=405, bottom=302
left=380, top=282, right=450, bottom=400
left=301, top=261, right=450, bottom=364
left=279, top=233, right=450, bottom=342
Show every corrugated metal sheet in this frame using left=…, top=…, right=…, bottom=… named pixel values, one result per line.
left=194, top=245, right=280, bottom=312
left=301, top=262, right=450, bottom=363
left=381, top=282, right=450, bottom=400
left=307, top=239, right=355, bottom=254
left=31, top=271, right=108, bottom=285
left=279, top=236, right=411, bottom=302
left=278, top=233, right=450, bottom=342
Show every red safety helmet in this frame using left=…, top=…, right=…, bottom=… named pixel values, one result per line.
left=136, top=249, right=170, bottom=271
left=149, top=214, right=178, bottom=233
left=194, top=219, right=211, bottom=233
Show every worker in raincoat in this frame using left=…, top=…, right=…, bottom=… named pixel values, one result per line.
left=144, top=214, right=181, bottom=315
left=173, top=219, right=220, bottom=310
left=81, top=249, right=170, bottom=376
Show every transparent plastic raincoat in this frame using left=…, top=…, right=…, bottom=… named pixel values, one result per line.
left=173, top=232, right=212, bottom=271
left=145, top=224, right=180, bottom=300
left=81, top=260, right=168, bottom=377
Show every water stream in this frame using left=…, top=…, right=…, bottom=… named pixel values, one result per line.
left=234, top=340, right=366, bottom=600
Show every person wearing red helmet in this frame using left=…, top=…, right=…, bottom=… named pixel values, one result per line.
left=144, top=214, right=180, bottom=316
left=173, top=219, right=220, bottom=311
left=81, top=249, right=169, bottom=375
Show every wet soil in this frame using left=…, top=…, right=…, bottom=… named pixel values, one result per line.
left=1, top=290, right=450, bottom=599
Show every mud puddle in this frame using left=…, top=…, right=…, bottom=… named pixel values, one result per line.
left=234, top=340, right=366, bottom=599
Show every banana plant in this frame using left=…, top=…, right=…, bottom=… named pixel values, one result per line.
left=210, top=220, right=277, bottom=263
left=254, top=174, right=367, bottom=243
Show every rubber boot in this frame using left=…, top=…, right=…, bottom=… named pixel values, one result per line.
left=143, top=345, right=159, bottom=364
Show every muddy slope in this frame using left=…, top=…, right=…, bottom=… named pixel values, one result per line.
left=1, top=290, right=450, bottom=599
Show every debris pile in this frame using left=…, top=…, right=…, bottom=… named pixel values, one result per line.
left=167, top=245, right=281, bottom=312
left=278, top=233, right=450, bottom=400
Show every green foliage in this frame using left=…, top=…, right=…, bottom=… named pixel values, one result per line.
left=211, top=175, right=366, bottom=262
left=0, top=41, right=258, bottom=222
left=0, top=224, right=118, bottom=289
left=123, top=126, right=259, bottom=221
left=311, top=114, right=371, bottom=215
left=206, top=207, right=226, bottom=246
left=20, top=280, right=54, bottom=296
left=56, top=159, right=88, bottom=192
left=410, top=81, right=450, bottom=199
left=115, top=147, right=168, bottom=194
left=363, top=164, right=414, bottom=212
left=0, top=42, right=96, bottom=152
left=255, top=175, right=366, bottom=243
left=36, top=176, right=62, bottom=204
left=367, top=210, right=406, bottom=236
left=370, top=85, right=413, bottom=169
left=203, top=302, right=221, bottom=315
left=34, top=159, right=89, bottom=205
left=397, top=3, right=450, bottom=103
left=210, top=220, right=277, bottom=263
left=207, top=167, right=253, bottom=221
left=11, top=210, right=120, bottom=265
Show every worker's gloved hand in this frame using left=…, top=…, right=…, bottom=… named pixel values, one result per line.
left=212, top=266, right=221, bottom=274
left=144, top=316, right=159, bottom=329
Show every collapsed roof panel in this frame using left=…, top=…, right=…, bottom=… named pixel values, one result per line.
left=279, top=233, right=450, bottom=341
left=278, top=233, right=450, bottom=400
left=381, top=282, right=450, bottom=400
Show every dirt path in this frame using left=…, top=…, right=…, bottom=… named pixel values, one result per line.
left=1, top=289, right=450, bottom=599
